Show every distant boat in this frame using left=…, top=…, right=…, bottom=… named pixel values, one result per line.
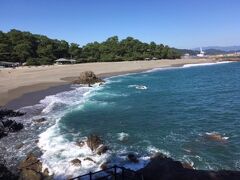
left=197, top=47, right=205, bottom=57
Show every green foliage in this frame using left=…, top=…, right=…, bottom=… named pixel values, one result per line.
left=0, top=29, right=181, bottom=65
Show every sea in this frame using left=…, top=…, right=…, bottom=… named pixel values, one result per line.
left=1, top=61, right=240, bottom=179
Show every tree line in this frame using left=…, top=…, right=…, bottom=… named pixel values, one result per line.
left=0, top=29, right=181, bottom=65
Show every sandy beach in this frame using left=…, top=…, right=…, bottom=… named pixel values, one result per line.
left=0, top=58, right=216, bottom=106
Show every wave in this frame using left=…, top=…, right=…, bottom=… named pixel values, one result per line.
left=117, top=132, right=129, bottom=142
left=182, top=61, right=233, bottom=68
left=128, top=84, right=148, bottom=90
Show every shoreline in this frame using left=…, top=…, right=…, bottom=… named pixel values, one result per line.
left=0, top=58, right=220, bottom=107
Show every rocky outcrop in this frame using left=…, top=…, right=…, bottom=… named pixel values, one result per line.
left=96, top=145, right=109, bottom=155
left=86, top=134, right=103, bottom=151
left=73, top=71, right=104, bottom=85
left=0, top=109, right=24, bottom=139
left=18, top=153, right=52, bottom=180
left=138, top=153, right=240, bottom=180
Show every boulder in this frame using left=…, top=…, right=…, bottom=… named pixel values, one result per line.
left=71, top=159, right=81, bottom=166
left=74, top=71, right=104, bottom=85
left=100, top=163, right=108, bottom=170
left=18, top=153, right=52, bottom=180
left=127, top=153, right=139, bottom=163
left=96, top=145, right=108, bottom=155
left=86, top=134, right=103, bottom=151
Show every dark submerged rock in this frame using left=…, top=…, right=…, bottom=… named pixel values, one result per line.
left=127, top=153, right=139, bottom=163
left=100, top=163, right=108, bottom=170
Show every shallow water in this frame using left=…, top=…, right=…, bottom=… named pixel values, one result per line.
left=1, top=61, right=240, bottom=178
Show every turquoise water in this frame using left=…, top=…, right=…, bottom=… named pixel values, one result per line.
left=38, top=62, right=240, bottom=177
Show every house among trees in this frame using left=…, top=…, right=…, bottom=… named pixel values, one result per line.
left=55, top=58, right=76, bottom=64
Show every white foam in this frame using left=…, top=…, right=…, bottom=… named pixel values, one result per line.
left=147, top=146, right=171, bottom=157
left=128, top=84, right=147, bottom=90
left=117, top=132, right=129, bottom=141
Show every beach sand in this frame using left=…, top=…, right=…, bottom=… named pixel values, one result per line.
left=0, top=58, right=216, bottom=106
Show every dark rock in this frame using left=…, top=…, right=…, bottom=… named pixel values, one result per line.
left=86, top=134, right=103, bottom=151
left=150, top=152, right=167, bottom=161
left=0, top=109, right=24, bottom=120
left=33, top=118, right=47, bottom=124
left=127, top=153, right=139, bottom=163
left=100, top=163, right=108, bottom=170
left=71, top=159, right=81, bottom=166
left=0, top=163, right=18, bottom=180
left=83, top=157, right=96, bottom=163
left=138, top=153, right=240, bottom=180
left=96, top=145, right=108, bottom=155
left=73, top=71, right=104, bottom=85
left=2, top=119, right=23, bottom=132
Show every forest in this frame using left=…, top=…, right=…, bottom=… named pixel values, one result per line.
left=0, top=29, right=182, bottom=65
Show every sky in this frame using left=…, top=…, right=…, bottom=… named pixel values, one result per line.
left=0, top=0, right=240, bottom=49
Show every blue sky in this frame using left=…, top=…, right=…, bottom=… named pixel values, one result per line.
left=1, top=0, right=240, bottom=48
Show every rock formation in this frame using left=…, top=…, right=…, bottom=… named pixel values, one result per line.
left=138, top=153, right=240, bottom=180
left=73, top=71, right=104, bottom=85
left=0, top=109, right=24, bottom=139
left=86, top=134, right=103, bottom=151
left=18, top=153, right=52, bottom=180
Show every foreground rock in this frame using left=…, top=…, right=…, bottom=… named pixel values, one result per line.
left=138, top=153, right=240, bottom=180
left=19, top=153, right=52, bottom=180
left=0, top=109, right=24, bottom=139
left=0, top=163, right=18, bottom=180
left=73, top=71, right=104, bottom=85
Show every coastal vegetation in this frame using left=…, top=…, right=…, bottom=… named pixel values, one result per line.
left=0, top=29, right=181, bottom=65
